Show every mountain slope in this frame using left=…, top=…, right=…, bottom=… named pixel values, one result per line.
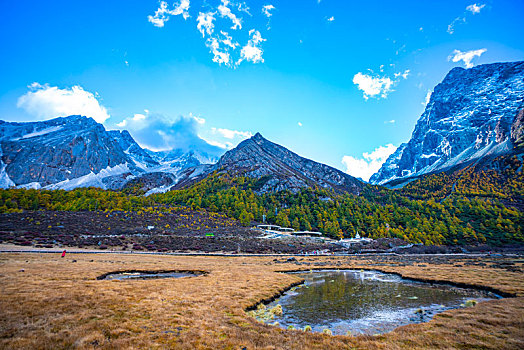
left=0, top=116, right=137, bottom=188
left=371, top=61, right=524, bottom=185
left=0, top=115, right=216, bottom=190
left=203, top=132, right=363, bottom=194
left=108, top=130, right=160, bottom=170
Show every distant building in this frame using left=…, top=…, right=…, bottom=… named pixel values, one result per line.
left=293, top=231, right=322, bottom=236
left=257, top=224, right=282, bottom=231
left=256, top=224, right=294, bottom=235
left=337, top=233, right=373, bottom=248
left=256, top=225, right=323, bottom=239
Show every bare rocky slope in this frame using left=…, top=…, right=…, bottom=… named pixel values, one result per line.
left=370, top=61, right=524, bottom=185
left=208, top=132, right=363, bottom=194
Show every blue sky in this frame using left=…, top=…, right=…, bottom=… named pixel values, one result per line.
left=1, top=0, right=523, bottom=180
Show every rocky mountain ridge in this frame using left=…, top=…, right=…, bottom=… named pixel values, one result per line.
left=0, top=116, right=361, bottom=194
left=370, top=61, right=524, bottom=185
left=0, top=115, right=218, bottom=191
left=210, top=132, right=363, bottom=194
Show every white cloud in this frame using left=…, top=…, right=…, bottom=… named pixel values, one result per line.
left=148, top=0, right=190, bottom=28
left=211, top=127, right=252, bottom=139
left=298, top=122, right=303, bottom=127
left=448, top=3, right=486, bottom=34
left=200, top=126, right=252, bottom=149
left=394, top=69, right=410, bottom=79
left=238, top=29, right=266, bottom=64
left=116, top=113, right=146, bottom=127
left=384, top=119, right=395, bottom=124
left=218, top=0, right=242, bottom=30
left=262, top=4, right=275, bottom=18
left=353, top=68, right=410, bottom=100
left=206, top=30, right=242, bottom=66
left=352, top=73, right=394, bottom=100
left=447, top=17, right=465, bottom=34
left=150, top=0, right=268, bottom=68
left=193, top=114, right=206, bottom=124
left=219, top=30, right=239, bottom=49
left=17, top=83, right=110, bottom=123
left=342, top=144, right=398, bottom=181
left=327, top=16, right=335, bottom=22
left=466, top=3, right=485, bottom=14
left=448, top=48, right=486, bottom=68
left=236, top=2, right=251, bottom=15
left=197, top=11, right=215, bottom=37
left=116, top=110, right=249, bottom=153
left=115, top=112, right=225, bottom=155
left=207, top=37, right=231, bottom=65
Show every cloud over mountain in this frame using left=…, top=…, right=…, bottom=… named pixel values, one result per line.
left=17, top=83, right=110, bottom=123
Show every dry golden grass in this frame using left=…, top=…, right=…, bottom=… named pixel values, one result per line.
left=1, top=253, right=523, bottom=349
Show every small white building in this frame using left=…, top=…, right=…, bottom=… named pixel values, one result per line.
left=293, top=231, right=322, bottom=236
left=337, top=233, right=373, bottom=248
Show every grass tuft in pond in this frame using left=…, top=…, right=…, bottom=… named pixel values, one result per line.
left=270, top=304, right=283, bottom=316
left=464, top=299, right=478, bottom=307
left=249, top=303, right=282, bottom=323
left=323, top=328, right=333, bottom=335
left=304, top=325, right=312, bottom=332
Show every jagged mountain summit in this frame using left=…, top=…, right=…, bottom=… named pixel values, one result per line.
left=0, top=115, right=217, bottom=190
left=208, top=132, right=363, bottom=194
left=370, top=61, right=524, bottom=185
left=0, top=116, right=138, bottom=189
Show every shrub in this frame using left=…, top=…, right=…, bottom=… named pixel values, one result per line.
left=322, top=328, right=332, bottom=335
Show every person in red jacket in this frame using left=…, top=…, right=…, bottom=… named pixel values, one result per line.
left=61, top=250, right=66, bottom=258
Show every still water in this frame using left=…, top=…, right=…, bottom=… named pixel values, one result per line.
left=261, top=270, right=498, bottom=335
left=103, top=271, right=197, bottom=280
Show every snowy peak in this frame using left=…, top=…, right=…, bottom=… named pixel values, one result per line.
left=108, top=129, right=160, bottom=170
left=0, top=115, right=134, bottom=188
left=371, top=61, right=524, bottom=185
left=0, top=115, right=217, bottom=190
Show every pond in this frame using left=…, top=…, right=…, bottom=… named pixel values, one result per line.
left=100, top=270, right=200, bottom=280
left=253, top=270, right=499, bottom=335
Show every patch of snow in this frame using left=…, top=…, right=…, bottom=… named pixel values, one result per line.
left=421, top=153, right=438, bottom=158
left=11, top=126, right=63, bottom=141
left=0, top=160, right=15, bottom=188
left=44, top=163, right=131, bottom=191
left=16, top=182, right=41, bottom=190
left=144, top=183, right=177, bottom=196
left=188, top=164, right=209, bottom=179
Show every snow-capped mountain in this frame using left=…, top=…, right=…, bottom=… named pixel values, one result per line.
left=147, top=148, right=219, bottom=174
left=370, top=61, right=524, bottom=185
left=0, top=115, right=219, bottom=190
left=108, top=130, right=160, bottom=170
left=0, top=116, right=137, bottom=189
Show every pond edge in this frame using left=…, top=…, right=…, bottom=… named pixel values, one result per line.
left=96, top=269, right=209, bottom=280
left=245, top=267, right=515, bottom=312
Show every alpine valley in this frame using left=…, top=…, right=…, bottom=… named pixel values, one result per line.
left=1, top=61, right=523, bottom=248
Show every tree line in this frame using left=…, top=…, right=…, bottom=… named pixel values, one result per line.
left=2, top=170, right=522, bottom=246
